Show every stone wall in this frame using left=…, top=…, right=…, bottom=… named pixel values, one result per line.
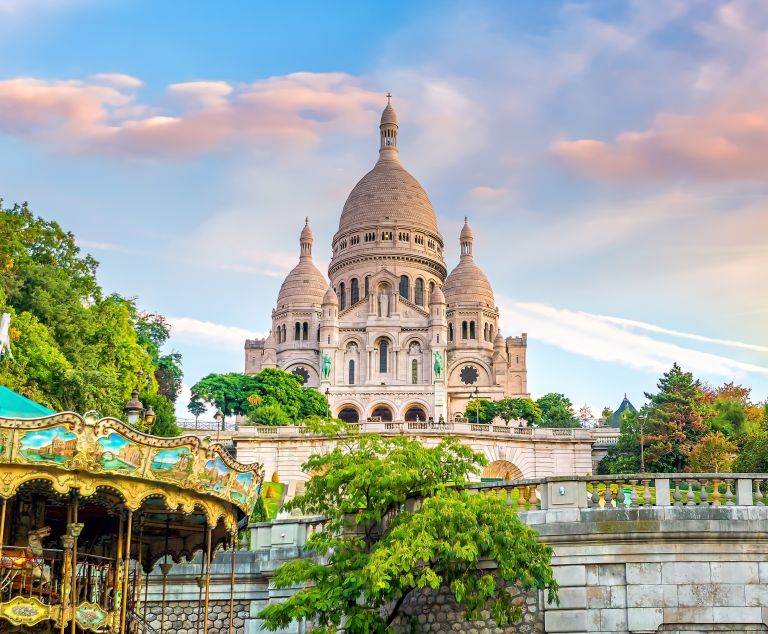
left=144, top=600, right=249, bottom=634
left=393, top=585, right=543, bottom=634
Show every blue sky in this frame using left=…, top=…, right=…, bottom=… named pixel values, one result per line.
left=1, top=0, right=766, bottom=418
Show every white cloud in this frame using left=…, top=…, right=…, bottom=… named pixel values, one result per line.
left=167, top=316, right=264, bottom=349
left=499, top=298, right=768, bottom=378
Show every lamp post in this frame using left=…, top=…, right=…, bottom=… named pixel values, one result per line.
left=214, top=410, right=224, bottom=443
left=638, top=415, right=647, bottom=474
left=325, top=388, right=331, bottom=419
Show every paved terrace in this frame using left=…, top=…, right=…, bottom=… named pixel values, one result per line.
left=148, top=473, right=768, bottom=634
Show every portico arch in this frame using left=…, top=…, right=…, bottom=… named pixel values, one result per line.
left=481, top=460, right=523, bottom=481
left=336, top=404, right=360, bottom=423
left=369, top=403, right=394, bottom=422
left=404, top=404, right=428, bottom=422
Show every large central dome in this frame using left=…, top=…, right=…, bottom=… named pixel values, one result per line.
left=338, top=159, right=440, bottom=235
left=337, top=101, right=440, bottom=236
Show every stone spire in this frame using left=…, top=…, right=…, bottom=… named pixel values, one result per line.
left=299, top=217, right=313, bottom=258
left=379, top=94, right=399, bottom=159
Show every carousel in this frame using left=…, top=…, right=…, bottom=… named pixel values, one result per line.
left=0, top=404, right=263, bottom=633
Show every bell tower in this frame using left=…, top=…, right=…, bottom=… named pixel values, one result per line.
left=379, top=93, right=398, bottom=158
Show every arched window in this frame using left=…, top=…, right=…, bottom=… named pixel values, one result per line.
left=414, top=278, right=424, bottom=306
left=302, top=322, right=308, bottom=341
left=294, top=322, right=301, bottom=341
left=379, top=340, right=388, bottom=373
left=411, top=359, right=418, bottom=384
left=283, top=325, right=287, bottom=342
left=470, top=321, right=476, bottom=339
left=316, top=326, right=320, bottom=341
left=490, top=325, right=494, bottom=339
left=399, top=275, right=409, bottom=300
left=429, top=280, right=435, bottom=293
left=339, top=282, right=346, bottom=310
left=349, top=359, right=355, bottom=385
left=448, top=323, right=454, bottom=342
left=350, top=278, right=359, bottom=304
left=364, top=276, right=370, bottom=297
left=462, top=321, right=468, bottom=340
left=484, top=323, right=488, bottom=341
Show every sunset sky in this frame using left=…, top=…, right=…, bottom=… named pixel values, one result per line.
left=1, top=0, right=766, bottom=417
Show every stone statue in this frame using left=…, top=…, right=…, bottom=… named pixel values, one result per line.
left=433, top=350, right=443, bottom=378
left=0, top=313, right=12, bottom=360
left=378, top=291, right=389, bottom=317
left=321, top=353, right=332, bottom=380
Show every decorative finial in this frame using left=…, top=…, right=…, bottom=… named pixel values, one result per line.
left=464, top=215, right=468, bottom=223
left=386, top=92, right=392, bottom=104
left=305, top=216, right=309, bottom=225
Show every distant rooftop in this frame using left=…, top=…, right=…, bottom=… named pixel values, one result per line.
left=610, top=394, right=636, bottom=428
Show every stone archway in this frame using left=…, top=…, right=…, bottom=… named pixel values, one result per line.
left=337, top=405, right=360, bottom=423
left=370, top=404, right=393, bottom=422
left=404, top=405, right=428, bottom=422
left=481, top=460, right=523, bottom=481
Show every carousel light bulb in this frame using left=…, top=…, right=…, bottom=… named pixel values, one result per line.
left=144, top=405, right=156, bottom=427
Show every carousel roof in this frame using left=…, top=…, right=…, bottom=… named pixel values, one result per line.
left=0, top=386, right=55, bottom=418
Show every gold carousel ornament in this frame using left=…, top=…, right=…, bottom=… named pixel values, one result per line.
left=0, top=396, right=264, bottom=634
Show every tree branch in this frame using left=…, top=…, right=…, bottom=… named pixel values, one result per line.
left=386, top=589, right=413, bottom=626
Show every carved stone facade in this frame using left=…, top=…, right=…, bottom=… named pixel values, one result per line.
left=244, top=100, right=529, bottom=422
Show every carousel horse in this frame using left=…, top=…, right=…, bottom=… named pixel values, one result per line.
left=0, top=527, right=52, bottom=592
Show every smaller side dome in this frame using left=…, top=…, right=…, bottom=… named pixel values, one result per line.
left=381, top=102, right=398, bottom=126
left=460, top=217, right=474, bottom=242
left=322, top=287, right=338, bottom=306
left=444, top=218, right=495, bottom=308
left=429, top=286, right=446, bottom=305
left=494, top=331, right=505, bottom=347
left=276, top=220, right=329, bottom=308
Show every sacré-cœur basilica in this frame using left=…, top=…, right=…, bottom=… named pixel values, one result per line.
left=244, top=99, right=529, bottom=423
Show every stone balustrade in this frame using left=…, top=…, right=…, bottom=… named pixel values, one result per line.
left=236, top=421, right=595, bottom=441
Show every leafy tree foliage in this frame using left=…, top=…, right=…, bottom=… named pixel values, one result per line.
left=734, top=433, right=768, bottom=472
left=258, top=433, right=558, bottom=632
left=464, top=398, right=496, bottom=424
left=189, top=368, right=329, bottom=425
left=597, top=409, right=643, bottom=475
left=0, top=201, right=182, bottom=435
left=136, top=313, right=183, bottom=402
left=536, top=393, right=581, bottom=428
left=642, top=363, right=711, bottom=472
left=687, top=432, right=736, bottom=473
left=187, top=397, right=207, bottom=421
left=494, top=398, right=542, bottom=425
left=600, top=406, right=613, bottom=426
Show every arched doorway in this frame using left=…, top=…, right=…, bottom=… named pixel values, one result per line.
left=481, top=460, right=523, bottom=482
left=370, top=405, right=393, bottom=422
left=337, top=406, right=360, bottom=423
left=404, top=406, right=427, bottom=422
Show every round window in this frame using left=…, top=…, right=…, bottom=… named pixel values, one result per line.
left=291, top=367, right=310, bottom=384
left=460, top=366, right=479, bottom=385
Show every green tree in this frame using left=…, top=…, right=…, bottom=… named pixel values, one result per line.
left=536, top=393, right=580, bottom=428
left=600, top=406, right=613, bottom=426
left=138, top=390, right=181, bottom=437
left=494, top=398, right=542, bottom=426
left=0, top=200, right=183, bottom=427
left=187, top=396, right=207, bottom=422
left=189, top=373, right=259, bottom=417
left=464, top=399, right=496, bottom=424
left=249, top=403, right=292, bottom=426
left=136, top=314, right=183, bottom=402
left=687, top=432, right=736, bottom=473
left=258, top=433, right=558, bottom=632
left=734, top=433, right=768, bottom=472
left=642, top=363, right=711, bottom=472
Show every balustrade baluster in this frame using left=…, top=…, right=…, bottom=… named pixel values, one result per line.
left=673, top=480, right=682, bottom=506
left=711, top=480, right=721, bottom=506
left=517, top=486, right=526, bottom=509
left=590, top=482, right=600, bottom=508
left=604, top=481, right=613, bottom=507
left=699, top=479, right=709, bottom=507
left=497, top=487, right=508, bottom=506
left=629, top=479, right=638, bottom=508
left=755, top=479, right=764, bottom=506
left=616, top=482, right=625, bottom=507
left=725, top=479, right=734, bottom=506
left=686, top=479, right=696, bottom=506
left=528, top=485, right=538, bottom=509
left=642, top=479, right=652, bottom=506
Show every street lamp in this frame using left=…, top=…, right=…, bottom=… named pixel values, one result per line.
left=325, top=388, right=331, bottom=419
left=123, top=390, right=156, bottom=431
left=123, top=389, right=144, bottom=425
left=638, top=415, right=647, bottom=474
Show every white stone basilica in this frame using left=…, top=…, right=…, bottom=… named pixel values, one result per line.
left=244, top=100, right=529, bottom=423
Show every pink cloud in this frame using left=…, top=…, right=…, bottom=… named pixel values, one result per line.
left=469, top=185, right=507, bottom=200
left=553, top=104, right=768, bottom=182
left=0, top=72, right=384, bottom=158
